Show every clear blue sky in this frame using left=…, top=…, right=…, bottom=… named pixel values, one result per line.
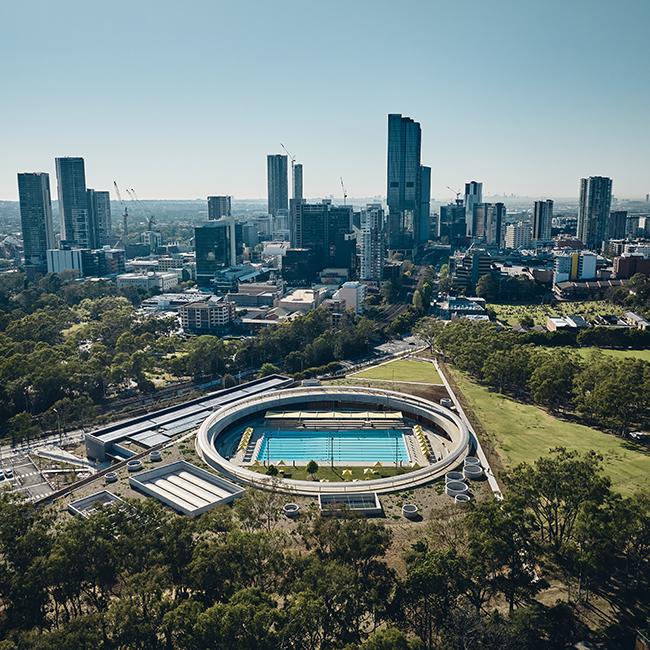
left=2, top=0, right=649, bottom=201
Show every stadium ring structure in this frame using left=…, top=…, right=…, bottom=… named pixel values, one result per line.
left=196, top=385, right=470, bottom=496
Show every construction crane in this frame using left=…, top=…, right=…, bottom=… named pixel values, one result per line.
left=129, top=188, right=156, bottom=231
left=340, top=177, right=348, bottom=205
left=280, top=143, right=297, bottom=199
left=446, top=186, right=462, bottom=201
left=113, top=181, right=128, bottom=240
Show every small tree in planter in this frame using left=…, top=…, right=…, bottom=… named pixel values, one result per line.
left=306, top=460, right=319, bottom=481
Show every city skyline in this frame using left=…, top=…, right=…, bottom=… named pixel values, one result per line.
left=2, top=1, right=650, bottom=201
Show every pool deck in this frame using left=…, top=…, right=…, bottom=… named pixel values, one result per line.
left=231, top=428, right=433, bottom=467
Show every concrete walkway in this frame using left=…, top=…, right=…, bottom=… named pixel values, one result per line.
left=430, top=357, right=503, bottom=500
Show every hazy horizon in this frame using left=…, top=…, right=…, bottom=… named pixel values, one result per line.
left=2, top=0, right=649, bottom=201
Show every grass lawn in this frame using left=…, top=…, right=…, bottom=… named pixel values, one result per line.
left=249, top=463, right=417, bottom=482
left=569, top=346, right=650, bottom=364
left=351, top=359, right=442, bottom=384
left=450, top=369, right=650, bottom=496
left=489, top=301, right=625, bottom=327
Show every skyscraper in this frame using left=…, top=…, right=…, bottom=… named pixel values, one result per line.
left=464, top=181, right=482, bottom=237
left=266, top=154, right=288, bottom=217
left=359, top=204, right=385, bottom=282
left=87, top=189, right=112, bottom=247
left=293, top=163, right=303, bottom=203
left=208, top=196, right=232, bottom=220
left=419, top=165, right=431, bottom=245
left=577, top=176, right=613, bottom=250
left=55, top=157, right=89, bottom=247
left=473, top=202, right=505, bottom=247
left=289, top=163, right=303, bottom=245
left=195, top=220, right=239, bottom=286
left=532, top=199, right=553, bottom=242
left=387, top=113, right=422, bottom=254
left=17, top=172, right=54, bottom=271
left=295, top=200, right=355, bottom=272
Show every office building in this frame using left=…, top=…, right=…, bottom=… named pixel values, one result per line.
left=473, top=202, right=505, bottom=247
left=87, top=189, right=112, bottom=247
left=577, top=176, right=613, bottom=250
left=504, top=222, right=532, bottom=250
left=295, top=201, right=355, bottom=273
left=267, top=154, right=288, bottom=217
left=333, top=281, right=366, bottom=314
left=464, top=181, right=482, bottom=237
left=386, top=113, right=422, bottom=254
left=553, top=251, right=597, bottom=283
left=608, top=210, right=628, bottom=241
left=195, top=220, right=239, bottom=287
left=449, top=248, right=492, bottom=295
left=46, top=247, right=85, bottom=275
left=180, top=296, right=236, bottom=334
left=419, top=165, right=431, bottom=245
left=116, top=271, right=179, bottom=292
left=55, top=157, right=89, bottom=247
left=532, top=199, right=553, bottom=242
left=281, top=248, right=317, bottom=285
left=17, top=172, right=54, bottom=272
left=438, top=199, right=466, bottom=248
left=208, top=196, right=232, bottom=220
left=359, top=204, right=385, bottom=282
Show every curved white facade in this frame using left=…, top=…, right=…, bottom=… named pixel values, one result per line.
left=196, top=386, right=470, bottom=495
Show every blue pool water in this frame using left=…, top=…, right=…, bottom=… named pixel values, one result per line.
left=256, top=429, right=409, bottom=463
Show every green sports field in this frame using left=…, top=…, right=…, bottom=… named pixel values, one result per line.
left=351, top=359, right=442, bottom=384
left=451, top=369, right=650, bottom=496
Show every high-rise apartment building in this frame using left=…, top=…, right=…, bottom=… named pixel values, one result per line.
left=532, top=199, right=553, bottom=242
left=359, top=203, right=385, bottom=282
left=608, top=210, right=628, bottom=241
left=295, top=200, right=355, bottom=273
left=267, top=154, right=288, bottom=217
left=464, top=181, right=483, bottom=237
left=419, top=165, right=431, bottom=245
left=195, top=220, right=239, bottom=286
left=577, top=176, right=613, bottom=250
left=208, top=196, right=232, bottom=220
left=387, top=114, right=422, bottom=254
left=289, top=163, right=303, bottom=246
left=473, top=202, right=505, bottom=247
left=17, top=172, right=54, bottom=271
left=55, top=157, right=89, bottom=247
left=87, top=189, right=112, bottom=247
left=505, top=221, right=532, bottom=250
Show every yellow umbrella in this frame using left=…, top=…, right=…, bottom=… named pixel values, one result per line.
left=374, top=461, right=383, bottom=468
left=342, top=469, right=353, bottom=478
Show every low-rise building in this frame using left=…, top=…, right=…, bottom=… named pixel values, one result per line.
left=116, top=271, right=179, bottom=292
left=624, top=311, right=650, bottom=330
left=179, top=296, right=236, bottom=334
left=546, top=316, right=572, bottom=331
left=332, top=281, right=366, bottom=314
left=278, top=288, right=328, bottom=313
left=553, top=251, right=597, bottom=284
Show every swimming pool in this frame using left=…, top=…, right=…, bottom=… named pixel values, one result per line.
left=256, top=429, right=409, bottom=464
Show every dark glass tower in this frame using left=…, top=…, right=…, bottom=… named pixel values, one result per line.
left=386, top=114, right=422, bottom=254
left=295, top=201, right=355, bottom=272
left=195, top=220, right=239, bottom=287
left=208, top=196, right=232, bottom=220
left=87, top=189, right=112, bottom=247
left=577, top=176, right=612, bottom=250
left=17, top=172, right=54, bottom=271
left=55, top=157, right=89, bottom=247
left=266, top=154, right=288, bottom=217
left=532, top=199, right=553, bottom=241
